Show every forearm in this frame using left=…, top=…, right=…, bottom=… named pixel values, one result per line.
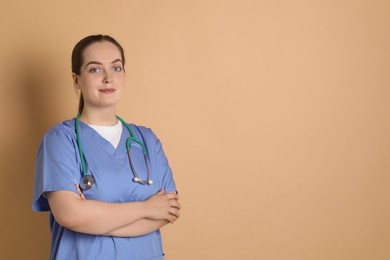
left=47, top=191, right=148, bottom=235
left=47, top=189, right=180, bottom=236
left=69, top=199, right=147, bottom=235
left=105, top=219, right=169, bottom=237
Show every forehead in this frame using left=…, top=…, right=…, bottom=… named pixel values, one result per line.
left=82, top=41, right=122, bottom=65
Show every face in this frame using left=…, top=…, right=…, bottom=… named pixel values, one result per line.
left=73, top=41, right=125, bottom=112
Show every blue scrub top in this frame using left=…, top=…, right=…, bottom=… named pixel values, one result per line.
left=32, top=118, right=176, bottom=260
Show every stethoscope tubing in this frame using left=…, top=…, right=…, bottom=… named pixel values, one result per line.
left=75, top=113, right=153, bottom=190
left=75, top=113, right=88, bottom=176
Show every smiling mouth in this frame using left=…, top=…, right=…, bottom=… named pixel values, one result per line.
left=100, top=88, right=115, bottom=94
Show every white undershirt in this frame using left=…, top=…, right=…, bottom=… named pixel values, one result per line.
left=88, top=121, right=123, bottom=149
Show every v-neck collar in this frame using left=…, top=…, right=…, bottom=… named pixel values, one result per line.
left=78, top=120, right=128, bottom=157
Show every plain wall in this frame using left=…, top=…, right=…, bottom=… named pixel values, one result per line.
left=1, top=0, right=389, bottom=259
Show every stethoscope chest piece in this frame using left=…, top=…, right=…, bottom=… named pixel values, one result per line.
left=79, top=175, right=95, bottom=190
left=133, top=176, right=153, bottom=185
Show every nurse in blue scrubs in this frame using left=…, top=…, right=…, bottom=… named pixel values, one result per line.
left=32, top=35, right=181, bottom=260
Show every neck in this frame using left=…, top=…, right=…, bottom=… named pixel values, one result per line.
left=79, top=107, right=118, bottom=126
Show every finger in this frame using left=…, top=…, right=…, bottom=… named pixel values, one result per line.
left=75, top=184, right=86, bottom=200
left=169, top=199, right=181, bottom=210
left=168, top=213, right=178, bottom=223
left=166, top=193, right=179, bottom=200
left=169, top=207, right=180, bottom=218
left=170, top=215, right=178, bottom=223
left=156, top=189, right=165, bottom=195
left=174, top=201, right=181, bottom=210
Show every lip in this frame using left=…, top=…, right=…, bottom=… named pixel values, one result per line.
left=99, top=88, right=116, bottom=94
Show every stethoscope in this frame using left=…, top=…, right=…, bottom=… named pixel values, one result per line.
left=75, top=113, right=153, bottom=190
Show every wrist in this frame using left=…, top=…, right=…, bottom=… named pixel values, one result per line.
left=140, top=201, right=152, bottom=219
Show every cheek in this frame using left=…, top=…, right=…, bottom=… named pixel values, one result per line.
left=81, top=75, right=100, bottom=87
left=116, top=75, right=126, bottom=86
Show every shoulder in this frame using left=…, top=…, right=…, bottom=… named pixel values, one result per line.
left=130, top=124, right=155, bottom=137
left=40, top=119, right=77, bottom=145
left=129, top=124, right=160, bottom=143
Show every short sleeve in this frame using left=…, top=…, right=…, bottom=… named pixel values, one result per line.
left=32, top=127, right=80, bottom=212
left=153, top=133, right=177, bottom=193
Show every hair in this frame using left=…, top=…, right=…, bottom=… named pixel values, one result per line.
left=71, top=34, right=126, bottom=113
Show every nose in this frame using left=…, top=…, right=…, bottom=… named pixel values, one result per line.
left=103, top=70, right=113, bottom=84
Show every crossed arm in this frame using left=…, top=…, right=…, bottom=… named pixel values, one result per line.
left=46, top=188, right=181, bottom=237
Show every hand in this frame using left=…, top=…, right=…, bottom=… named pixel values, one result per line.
left=144, top=189, right=181, bottom=223
left=75, top=184, right=86, bottom=200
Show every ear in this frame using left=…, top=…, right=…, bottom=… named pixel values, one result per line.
left=72, top=73, right=80, bottom=88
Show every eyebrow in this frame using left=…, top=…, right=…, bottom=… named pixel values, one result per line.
left=84, top=59, right=123, bottom=67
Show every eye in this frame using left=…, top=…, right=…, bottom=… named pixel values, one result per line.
left=113, top=66, right=123, bottom=72
left=89, top=67, right=101, bottom=73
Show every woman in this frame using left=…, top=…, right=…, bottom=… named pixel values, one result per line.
left=32, top=35, right=181, bottom=260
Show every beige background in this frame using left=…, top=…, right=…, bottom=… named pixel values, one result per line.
left=1, top=0, right=389, bottom=259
